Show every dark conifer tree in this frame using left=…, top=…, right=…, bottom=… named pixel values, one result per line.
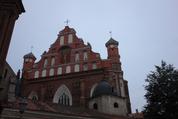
left=143, top=61, right=178, bottom=119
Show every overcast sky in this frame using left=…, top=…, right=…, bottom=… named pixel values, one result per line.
left=7, top=0, right=178, bottom=112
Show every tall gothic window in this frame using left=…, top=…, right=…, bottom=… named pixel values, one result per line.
left=68, top=34, right=73, bottom=43
left=42, top=70, right=46, bottom=77
left=59, top=93, right=70, bottom=106
left=83, top=51, right=88, bottom=61
left=44, top=58, right=48, bottom=67
left=49, top=68, right=54, bottom=76
left=60, top=46, right=71, bottom=64
left=57, top=67, right=62, bottom=75
left=75, top=53, right=79, bottom=62
left=34, top=71, right=39, bottom=78
left=51, top=57, right=55, bottom=66
left=60, top=36, right=64, bottom=45
left=53, top=85, right=72, bottom=106
left=74, top=64, right=80, bottom=72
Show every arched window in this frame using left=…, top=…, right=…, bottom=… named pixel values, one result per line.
left=51, top=57, right=55, bottom=66
left=74, top=64, right=80, bottom=72
left=90, top=83, right=98, bottom=97
left=68, top=34, right=73, bottom=43
left=34, top=71, right=39, bottom=78
left=53, top=85, right=72, bottom=106
left=42, top=70, right=46, bottom=77
left=93, top=103, right=98, bottom=110
left=66, top=66, right=71, bottom=73
left=28, top=91, right=38, bottom=101
left=75, top=53, right=79, bottom=62
left=114, top=102, right=119, bottom=108
left=44, top=58, right=48, bottom=67
left=49, top=68, right=54, bottom=76
left=60, top=36, right=64, bottom=45
left=57, top=67, right=62, bottom=75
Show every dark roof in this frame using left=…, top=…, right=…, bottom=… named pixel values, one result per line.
left=105, top=37, right=119, bottom=47
left=23, top=52, right=36, bottom=60
left=92, top=80, right=117, bottom=98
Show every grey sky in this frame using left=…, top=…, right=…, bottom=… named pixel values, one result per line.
left=7, top=0, right=178, bottom=112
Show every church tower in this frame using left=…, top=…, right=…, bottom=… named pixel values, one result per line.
left=23, top=52, right=36, bottom=79
left=105, top=37, right=120, bottom=63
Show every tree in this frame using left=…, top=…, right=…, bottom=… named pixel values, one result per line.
left=143, top=61, right=178, bottom=119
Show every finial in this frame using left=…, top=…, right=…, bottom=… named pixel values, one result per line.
left=64, top=19, right=70, bottom=26
left=109, top=31, right=112, bottom=38
left=30, top=46, right=34, bottom=53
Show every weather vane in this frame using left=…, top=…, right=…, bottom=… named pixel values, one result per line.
left=64, top=19, right=70, bottom=26
left=109, top=31, right=112, bottom=38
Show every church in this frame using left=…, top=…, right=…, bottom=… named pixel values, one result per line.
left=22, top=25, right=131, bottom=116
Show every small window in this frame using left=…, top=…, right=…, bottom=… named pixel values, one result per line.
left=32, top=96, right=38, bottom=102
left=60, top=36, right=64, bottom=45
left=75, top=53, right=79, bottom=62
left=92, top=63, right=97, bottom=69
left=74, top=64, right=80, bottom=72
left=114, top=102, right=119, bottom=108
left=25, top=58, right=29, bottom=62
left=29, top=59, right=33, bottom=62
left=49, top=68, right=54, bottom=76
left=57, top=67, right=62, bottom=75
left=83, top=51, right=88, bottom=61
left=44, top=58, right=48, bottom=67
left=51, top=57, right=55, bottom=66
left=83, top=64, right=88, bottom=71
left=34, top=71, right=39, bottom=78
left=66, top=66, right=71, bottom=73
left=68, top=34, right=73, bottom=43
left=93, top=103, right=98, bottom=110
left=42, top=70, right=46, bottom=77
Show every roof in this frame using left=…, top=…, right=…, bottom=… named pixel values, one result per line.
left=23, top=52, right=36, bottom=60
left=92, top=80, right=117, bottom=98
left=105, top=37, right=119, bottom=47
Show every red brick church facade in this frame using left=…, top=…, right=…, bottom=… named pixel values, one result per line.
left=22, top=25, right=131, bottom=116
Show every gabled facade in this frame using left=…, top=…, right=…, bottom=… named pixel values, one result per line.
left=22, top=26, right=131, bottom=116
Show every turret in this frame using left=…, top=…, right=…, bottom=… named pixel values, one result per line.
left=105, top=37, right=120, bottom=61
left=23, top=52, right=36, bottom=71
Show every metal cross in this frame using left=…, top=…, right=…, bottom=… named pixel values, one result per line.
left=109, top=31, right=112, bottom=37
left=64, top=19, right=70, bottom=26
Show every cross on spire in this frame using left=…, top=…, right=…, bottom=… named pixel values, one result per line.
left=64, top=19, right=70, bottom=26
left=109, top=31, right=112, bottom=38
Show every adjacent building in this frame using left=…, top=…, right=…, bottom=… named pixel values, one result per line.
left=0, top=0, right=25, bottom=112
